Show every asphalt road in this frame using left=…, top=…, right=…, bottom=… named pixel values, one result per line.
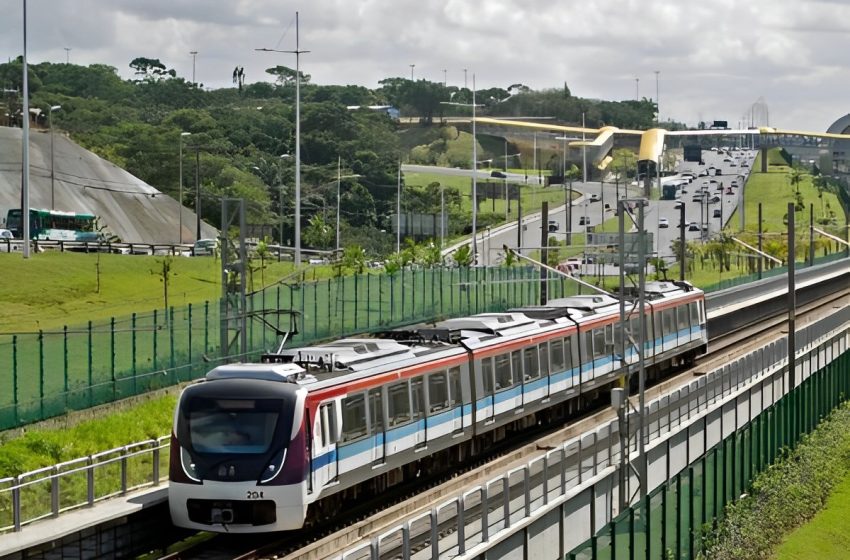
left=447, top=147, right=757, bottom=270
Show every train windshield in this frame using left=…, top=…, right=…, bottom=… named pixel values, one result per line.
left=186, top=397, right=281, bottom=455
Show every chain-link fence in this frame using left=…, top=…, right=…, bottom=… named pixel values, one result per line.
left=567, top=345, right=850, bottom=560
left=0, top=266, right=586, bottom=431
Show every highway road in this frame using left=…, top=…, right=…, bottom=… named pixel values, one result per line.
left=441, top=146, right=757, bottom=270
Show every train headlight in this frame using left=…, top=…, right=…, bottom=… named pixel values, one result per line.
left=260, top=448, right=287, bottom=484
left=180, top=446, right=202, bottom=482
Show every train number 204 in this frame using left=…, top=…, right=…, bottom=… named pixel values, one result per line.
left=246, top=491, right=265, bottom=499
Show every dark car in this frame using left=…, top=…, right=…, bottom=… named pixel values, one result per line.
left=710, top=195, right=721, bottom=203
left=688, top=222, right=700, bottom=232
left=491, top=170, right=507, bottom=178
left=579, top=216, right=589, bottom=226
left=713, top=208, right=722, bottom=218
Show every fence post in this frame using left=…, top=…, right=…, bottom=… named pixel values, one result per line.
left=152, top=441, right=160, bottom=485
left=354, top=273, right=359, bottom=331
left=131, top=313, right=137, bottom=394
left=87, top=456, right=95, bottom=506
left=153, top=309, right=158, bottom=371
left=169, top=307, right=175, bottom=373
left=13, top=475, right=21, bottom=531
left=111, top=317, right=116, bottom=396
left=10, top=335, right=17, bottom=425
left=204, top=301, right=209, bottom=356
left=63, top=326, right=68, bottom=410
left=87, top=320, right=93, bottom=406
left=188, top=303, right=193, bottom=366
left=51, top=465, right=59, bottom=517
left=38, top=330, right=44, bottom=419
left=121, top=447, right=128, bottom=494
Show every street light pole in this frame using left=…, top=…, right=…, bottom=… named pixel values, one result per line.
left=397, top=162, right=402, bottom=253
left=63, top=47, right=70, bottom=64
left=178, top=132, right=191, bottom=244
left=654, top=70, right=660, bottom=125
left=22, top=0, right=31, bottom=258
left=190, top=51, right=198, bottom=85
left=472, top=73, right=478, bottom=263
left=49, top=105, right=61, bottom=210
left=409, top=64, right=415, bottom=80
left=256, top=11, right=309, bottom=266
left=194, top=146, right=201, bottom=241
left=581, top=112, right=587, bottom=183
left=336, top=156, right=341, bottom=254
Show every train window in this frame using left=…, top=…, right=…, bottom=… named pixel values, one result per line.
left=663, top=310, right=675, bottom=337
left=593, top=328, right=606, bottom=358
left=481, top=357, right=494, bottom=395
left=524, top=347, right=540, bottom=380
left=341, top=393, right=367, bottom=443
left=614, top=323, right=624, bottom=352
left=550, top=339, right=565, bottom=371
left=511, top=351, right=523, bottom=385
left=690, top=302, right=700, bottom=325
left=538, top=343, right=549, bottom=376
left=429, top=372, right=449, bottom=412
left=677, top=305, right=690, bottom=332
left=449, top=367, right=462, bottom=406
left=388, top=382, right=411, bottom=426
left=320, top=403, right=337, bottom=446
left=369, top=388, right=384, bottom=434
left=581, top=332, right=593, bottom=366
left=411, top=378, right=425, bottom=421
left=495, top=354, right=512, bottom=390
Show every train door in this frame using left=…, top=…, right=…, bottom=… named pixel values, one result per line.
left=369, top=388, right=385, bottom=465
left=479, top=357, right=495, bottom=424
left=411, top=377, right=426, bottom=449
left=313, top=401, right=339, bottom=489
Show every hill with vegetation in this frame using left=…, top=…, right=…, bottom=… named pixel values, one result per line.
left=0, top=57, right=656, bottom=257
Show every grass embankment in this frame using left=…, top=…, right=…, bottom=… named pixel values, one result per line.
left=773, top=475, right=850, bottom=559
left=0, top=252, right=342, bottom=333
left=700, top=402, right=850, bottom=560
left=0, top=395, right=175, bottom=475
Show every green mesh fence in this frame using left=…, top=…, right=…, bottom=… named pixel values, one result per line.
left=566, top=349, right=850, bottom=560
left=0, top=266, right=585, bottom=430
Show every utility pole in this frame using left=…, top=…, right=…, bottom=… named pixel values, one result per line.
left=409, top=64, right=415, bottom=80
left=64, top=47, right=71, bottom=64
left=190, top=51, right=198, bottom=85
left=256, top=12, right=309, bottom=266
left=654, top=70, right=660, bottom=124
left=194, top=147, right=201, bottom=241
left=22, top=0, right=31, bottom=259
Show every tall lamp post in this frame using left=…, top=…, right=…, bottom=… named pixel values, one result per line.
left=178, top=131, right=191, bottom=243
left=190, top=51, right=198, bottom=85
left=440, top=74, right=482, bottom=261
left=22, top=0, right=31, bottom=258
left=654, top=70, right=660, bottom=125
left=335, top=157, right=361, bottom=255
left=256, top=11, right=309, bottom=266
left=49, top=104, right=61, bottom=210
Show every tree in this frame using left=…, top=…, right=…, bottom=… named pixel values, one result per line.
left=453, top=245, right=473, bottom=267
left=129, top=57, right=176, bottom=81
left=789, top=167, right=805, bottom=194
left=342, top=245, right=368, bottom=274
left=265, top=65, right=310, bottom=86
left=302, top=215, right=334, bottom=249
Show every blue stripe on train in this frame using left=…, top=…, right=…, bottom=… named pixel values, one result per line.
left=319, top=326, right=708, bottom=472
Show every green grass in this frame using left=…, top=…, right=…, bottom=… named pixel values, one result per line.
left=0, top=252, right=303, bottom=333
left=772, top=474, right=850, bottom=559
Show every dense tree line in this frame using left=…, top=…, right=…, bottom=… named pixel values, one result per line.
left=0, top=57, right=656, bottom=257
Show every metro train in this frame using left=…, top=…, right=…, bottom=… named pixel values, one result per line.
left=169, top=281, right=707, bottom=532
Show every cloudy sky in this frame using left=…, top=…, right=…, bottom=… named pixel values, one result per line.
left=2, top=0, right=849, bottom=131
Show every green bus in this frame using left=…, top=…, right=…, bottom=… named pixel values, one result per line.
left=5, top=208, right=101, bottom=241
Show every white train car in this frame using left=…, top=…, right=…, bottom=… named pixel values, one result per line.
left=169, top=281, right=707, bottom=532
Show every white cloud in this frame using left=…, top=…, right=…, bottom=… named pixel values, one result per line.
left=1, top=0, right=849, bottom=130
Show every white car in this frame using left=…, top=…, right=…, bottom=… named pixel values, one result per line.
left=658, top=217, right=669, bottom=228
